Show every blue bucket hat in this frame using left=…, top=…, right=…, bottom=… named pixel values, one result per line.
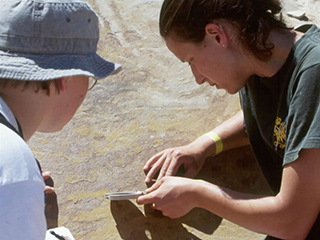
left=0, top=0, right=121, bottom=81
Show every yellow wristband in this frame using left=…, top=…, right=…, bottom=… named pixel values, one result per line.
left=203, top=132, right=223, bottom=155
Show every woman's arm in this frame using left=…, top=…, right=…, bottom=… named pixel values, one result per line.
left=139, top=148, right=320, bottom=239
left=144, top=110, right=250, bottom=182
left=208, top=110, right=249, bottom=154
left=198, top=148, right=320, bottom=239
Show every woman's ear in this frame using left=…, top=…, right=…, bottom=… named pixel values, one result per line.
left=205, top=23, right=228, bottom=48
left=56, top=77, right=68, bottom=93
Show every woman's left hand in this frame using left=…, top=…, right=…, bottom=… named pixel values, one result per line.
left=137, top=176, right=200, bottom=218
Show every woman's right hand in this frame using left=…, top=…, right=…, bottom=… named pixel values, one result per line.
left=143, top=136, right=214, bottom=183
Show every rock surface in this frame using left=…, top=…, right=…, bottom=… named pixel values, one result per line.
left=29, top=1, right=320, bottom=239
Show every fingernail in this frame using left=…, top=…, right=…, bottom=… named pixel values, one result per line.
left=145, top=177, right=150, bottom=182
left=45, top=187, right=55, bottom=194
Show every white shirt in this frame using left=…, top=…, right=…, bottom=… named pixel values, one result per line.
left=0, top=97, right=46, bottom=240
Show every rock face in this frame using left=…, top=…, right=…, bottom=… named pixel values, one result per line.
left=291, top=0, right=320, bottom=21
left=28, top=0, right=319, bottom=239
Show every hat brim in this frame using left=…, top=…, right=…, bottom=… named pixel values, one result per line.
left=0, top=50, right=121, bottom=81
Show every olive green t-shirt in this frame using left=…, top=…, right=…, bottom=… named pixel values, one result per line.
left=239, top=24, right=320, bottom=239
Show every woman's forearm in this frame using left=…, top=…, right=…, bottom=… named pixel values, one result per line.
left=213, top=110, right=249, bottom=151
left=194, top=110, right=249, bottom=158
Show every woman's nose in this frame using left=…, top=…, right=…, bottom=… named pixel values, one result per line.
left=191, top=65, right=205, bottom=85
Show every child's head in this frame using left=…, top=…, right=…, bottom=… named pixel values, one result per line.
left=0, top=0, right=121, bottom=137
left=0, top=0, right=121, bottom=94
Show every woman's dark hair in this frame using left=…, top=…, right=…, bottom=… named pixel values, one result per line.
left=159, top=0, right=290, bottom=61
left=0, top=79, right=60, bottom=96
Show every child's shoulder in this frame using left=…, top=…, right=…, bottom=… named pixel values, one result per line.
left=0, top=124, right=42, bottom=186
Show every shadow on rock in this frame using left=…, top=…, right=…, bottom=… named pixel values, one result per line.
left=110, top=200, right=221, bottom=240
left=109, top=146, right=272, bottom=239
left=45, top=176, right=59, bottom=229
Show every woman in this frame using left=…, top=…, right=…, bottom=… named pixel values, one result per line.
left=137, top=0, right=320, bottom=239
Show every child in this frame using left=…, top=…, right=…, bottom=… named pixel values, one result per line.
left=0, top=0, right=120, bottom=239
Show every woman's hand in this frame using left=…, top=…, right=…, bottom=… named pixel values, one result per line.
left=143, top=111, right=249, bottom=183
left=137, top=176, right=200, bottom=218
left=143, top=137, right=213, bottom=183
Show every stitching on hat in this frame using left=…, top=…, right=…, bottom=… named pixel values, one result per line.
left=34, top=3, right=43, bottom=38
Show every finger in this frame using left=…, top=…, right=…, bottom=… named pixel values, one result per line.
left=143, top=151, right=163, bottom=171
left=156, top=155, right=172, bottom=181
left=145, top=154, right=167, bottom=183
left=45, top=186, right=55, bottom=194
left=146, top=179, right=162, bottom=193
left=165, top=158, right=181, bottom=177
left=42, top=171, right=51, bottom=180
left=136, top=192, right=155, bottom=205
left=137, top=180, right=163, bottom=205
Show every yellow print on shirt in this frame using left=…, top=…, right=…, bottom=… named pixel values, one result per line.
left=274, top=117, right=286, bottom=150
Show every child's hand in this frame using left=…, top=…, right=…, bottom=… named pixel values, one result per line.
left=42, top=171, right=55, bottom=194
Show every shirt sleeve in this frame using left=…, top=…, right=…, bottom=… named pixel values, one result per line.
left=284, top=63, right=320, bottom=165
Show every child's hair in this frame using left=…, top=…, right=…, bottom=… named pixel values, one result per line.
left=0, top=79, right=60, bottom=96
left=159, top=0, right=290, bottom=61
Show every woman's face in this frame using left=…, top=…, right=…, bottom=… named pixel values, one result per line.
left=165, top=29, right=253, bottom=94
